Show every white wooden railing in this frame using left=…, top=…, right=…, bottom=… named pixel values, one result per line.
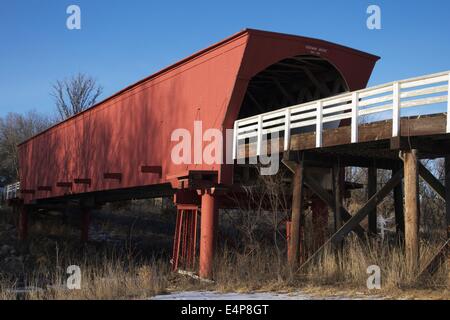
left=233, top=71, right=450, bottom=159
left=4, top=182, right=20, bottom=200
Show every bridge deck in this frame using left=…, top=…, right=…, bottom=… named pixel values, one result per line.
left=233, top=71, right=450, bottom=165
left=237, top=113, right=450, bottom=167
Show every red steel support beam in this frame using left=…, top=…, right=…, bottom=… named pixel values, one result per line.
left=199, top=191, right=218, bottom=279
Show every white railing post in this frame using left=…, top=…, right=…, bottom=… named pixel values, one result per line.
left=256, top=115, right=263, bottom=156
left=315, top=101, right=323, bottom=148
left=351, top=92, right=359, bottom=143
left=232, top=121, right=238, bottom=160
left=392, top=82, right=400, bottom=137
left=447, top=72, right=450, bottom=133
left=284, top=108, right=291, bottom=151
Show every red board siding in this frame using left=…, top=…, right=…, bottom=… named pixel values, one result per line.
left=18, top=29, right=379, bottom=203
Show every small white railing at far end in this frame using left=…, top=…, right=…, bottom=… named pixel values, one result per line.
left=232, top=71, right=450, bottom=159
left=4, top=182, right=21, bottom=200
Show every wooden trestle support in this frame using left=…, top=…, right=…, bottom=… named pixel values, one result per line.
left=285, top=149, right=450, bottom=277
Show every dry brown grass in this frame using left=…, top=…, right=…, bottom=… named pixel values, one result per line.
left=1, top=235, right=448, bottom=299
left=0, top=254, right=170, bottom=300
left=1, top=200, right=449, bottom=300
left=199, top=238, right=450, bottom=299
left=302, top=238, right=449, bottom=291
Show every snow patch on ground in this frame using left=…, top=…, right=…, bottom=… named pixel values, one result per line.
left=152, top=291, right=381, bottom=300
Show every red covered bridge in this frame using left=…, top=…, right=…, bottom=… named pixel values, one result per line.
left=10, top=29, right=450, bottom=279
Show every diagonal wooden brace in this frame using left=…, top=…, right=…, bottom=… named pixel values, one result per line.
left=418, top=162, right=445, bottom=199
left=298, top=169, right=403, bottom=272
left=304, top=175, right=365, bottom=238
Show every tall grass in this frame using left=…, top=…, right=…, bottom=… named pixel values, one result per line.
left=0, top=254, right=170, bottom=300
left=210, top=238, right=449, bottom=296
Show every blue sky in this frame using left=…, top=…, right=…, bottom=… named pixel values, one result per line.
left=0, top=0, right=449, bottom=117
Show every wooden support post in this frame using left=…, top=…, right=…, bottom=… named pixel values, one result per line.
left=18, top=205, right=28, bottom=241
left=289, top=161, right=304, bottom=268
left=312, top=197, right=328, bottom=251
left=445, top=156, right=450, bottom=238
left=368, top=167, right=377, bottom=235
left=333, top=161, right=344, bottom=232
left=403, top=149, right=420, bottom=273
left=393, top=164, right=405, bottom=236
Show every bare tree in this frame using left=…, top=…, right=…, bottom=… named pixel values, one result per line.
left=51, top=73, right=103, bottom=120
left=0, top=111, right=52, bottom=183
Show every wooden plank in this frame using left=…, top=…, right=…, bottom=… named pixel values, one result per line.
left=256, top=115, right=263, bottom=156
left=392, top=82, right=400, bottom=137
left=56, top=182, right=73, bottom=188
left=358, top=103, right=392, bottom=116
left=289, top=161, right=304, bottom=268
left=404, top=149, right=420, bottom=272
left=322, top=112, right=352, bottom=123
left=141, top=165, right=162, bottom=176
left=359, top=93, right=393, bottom=107
left=20, top=189, right=35, bottom=194
left=322, top=103, right=351, bottom=115
left=358, top=85, right=391, bottom=98
left=74, top=178, right=91, bottom=185
left=400, top=74, right=448, bottom=89
left=103, top=173, right=123, bottom=181
left=315, top=101, right=322, bottom=148
left=284, top=108, right=291, bottom=151
left=368, top=166, right=377, bottom=235
left=447, top=72, right=450, bottom=133
left=37, top=186, right=52, bottom=192
left=237, top=124, right=258, bottom=134
left=322, top=94, right=352, bottom=107
left=351, top=92, right=358, bottom=143
left=401, top=95, right=447, bottom=109
left=232, top=121, right=238, bottom=159
left=401, top=85, right=448, bottom=99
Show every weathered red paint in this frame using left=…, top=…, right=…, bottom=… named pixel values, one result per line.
left=18, top=29, right=379, bottom=203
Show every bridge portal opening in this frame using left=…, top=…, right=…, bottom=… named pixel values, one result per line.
left=238, top=55, right=349, bottom=119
